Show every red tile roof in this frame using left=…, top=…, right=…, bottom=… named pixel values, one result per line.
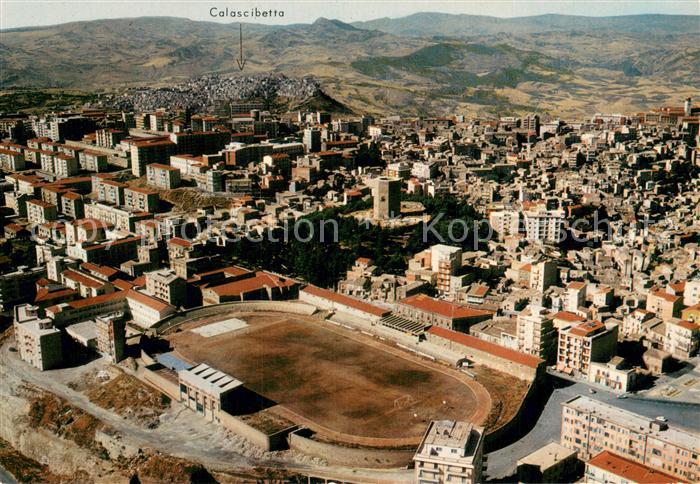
left=209, top=272, right=296, bottom=297
left=588, top=451, right=682, bottom=483
left=427, top=326, right=542, bottom=369
left=399, top=294, right=494, bottom=320
left=302, top=285, right=389, bottom=317
left=553, top=311, right=586, bottom=323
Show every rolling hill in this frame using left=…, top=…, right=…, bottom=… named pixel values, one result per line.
left=0, top=14, right=697, bottom=117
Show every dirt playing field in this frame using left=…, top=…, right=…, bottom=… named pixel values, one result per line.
left=167, top=312, right=488, bottom=444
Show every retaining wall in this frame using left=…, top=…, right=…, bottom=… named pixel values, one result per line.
left=219, top=411, right=296, bottom=451
left=288, top=431, right=415, bottom=468
left=154, top=300, right=317, bottom=334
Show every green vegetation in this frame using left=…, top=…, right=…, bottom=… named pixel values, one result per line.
left=0, top=88, right=97, bottom=113
left=226, top=194, right=484, bottom=288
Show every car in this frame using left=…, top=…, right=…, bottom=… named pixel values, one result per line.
left=589, top=388, right=597, bottom=394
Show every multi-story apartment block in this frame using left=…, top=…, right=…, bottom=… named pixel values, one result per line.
left=517, top=305, right=557, bottom=363
left=78, top=149, right=108, bottom=172
left=61, top=192, right=84, bottom=219
left=683, top=279, right=700, bottom=307
left=95, top=128, right=125, bottom=148
left=13, top=304, right=63, bottom=371
left=0, top=266, right=46, bottom=311
left=413, top=420, right=485, bottom=484
left=146, top=163, right=181, bottom=189
left=84, top=202, right=152, bottom=233
left=169, top=131, right=230, bottom=156
left=489, top=209, right=520, bottom=240
left=524, top=208, right=565, bottom=244
left=556, top=320, right=618, bottom=378
left=124, top=187, right=159, bottom=213
left=145, top=268, right=186, bottom=306
left=0, top=148, right=26, bottom=171
left=664, top=319, right=700, bottom=360
left=530, top=260, right=557, bottom=292
left=647, top=289, right=683, bottom=321
left=96, top=179, right=127, bottom=206
left=26, top=199, right=58, bottom=225
left=128, top=138, right=176, bottom=176
left=561, top=396, right=699, bottom=481
left=96, top=315, right=126, bottom=363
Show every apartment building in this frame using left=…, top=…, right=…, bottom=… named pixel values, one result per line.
left=13, top=304, right=63, bottom=371
left=413, top=420, right=485, bottom=484
left=683, top=279, right=700, bottom=307
left=178, top=363, right=242, bottom=423
left=26, top=199, right=58, bottom=225
left=96, top=315, right=126, bottom=364
left=124, top=187, right=159, bottom=213
left=144, top=268, right=186, bottom=306
left=585, top=451, right=681, bottom=484
left=96, top=179, right=127, bottom=205
left=561, top=396, right=699, bottom=481
left=60, top=192, right=84, bottom=219
left=168, top=131, right=230, bottom=156
left=84, top=202, right=152, bottom=233
left=0, top=148, right=26, bottom=171
left=530, top=260, right=557, bottom=292
left=61, top=268, right=114, bottom=298
left=489, top=209, right=520, bottom=240
left=517, top=305, right=557, bottom=363
left=524, top=208, right=565, bottom=244
left=128, top=138, right=176, bottom=176
left=556, top=320, right=618, bottom=378
left=646, top=289, right=683, bottom=321
left=126, top=289, right=176, bottom=328
left=78, top=149, right=108, bottom=172
left=95, top=128, right=125, bottom=148
left=146, top=163, right=181, bottom=189
left=664, top=319, right=700, bottom=360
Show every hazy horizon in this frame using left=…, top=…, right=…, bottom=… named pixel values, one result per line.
left=1, top=0, right=698, bottom=30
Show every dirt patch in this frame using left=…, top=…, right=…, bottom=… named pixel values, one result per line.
left=26, top=391, right=104, bottom=451
left=238, top=409, right=296, bottom=435
left=85, top=372, right=170, bottom=429
left=130, top=452, right=216, bottom=484
left=470, top=365, right=530, bottom=431
left=0, top=437, right=89, bottom=483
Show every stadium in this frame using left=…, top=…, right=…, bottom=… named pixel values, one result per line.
left=159, top=302, right=493, bottom=452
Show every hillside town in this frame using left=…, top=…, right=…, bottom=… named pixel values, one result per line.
left=0, top=93, right=699, bottom=484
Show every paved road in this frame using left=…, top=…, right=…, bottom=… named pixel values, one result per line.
left=0, top=339, right=413, bottom=483
left=485, top=377, right=700, bottom=480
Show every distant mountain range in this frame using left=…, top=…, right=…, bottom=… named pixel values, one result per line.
left=1, top=14, right=698, bottom=117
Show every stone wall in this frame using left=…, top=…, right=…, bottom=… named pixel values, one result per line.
left=154, top=300, right=317, bottom=334
left=219, top=411, right=296, bottom=452
left=288, top=431, right=414, bottom=468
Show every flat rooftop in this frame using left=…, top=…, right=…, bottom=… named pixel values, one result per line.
left=563, top=396, right=699, bottom=453
left=517, top=442, right=577, bottom=469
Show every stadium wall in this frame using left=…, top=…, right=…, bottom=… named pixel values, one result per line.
left=219, top=412, right=296, bottom=452
left=153, top=300, right=317, bottom=334
left=288, top=431, right=415, bottom=468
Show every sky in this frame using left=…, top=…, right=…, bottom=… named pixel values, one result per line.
left=0, top=0, right=698, bottom=29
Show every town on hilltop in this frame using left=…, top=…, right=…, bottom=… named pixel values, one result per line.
left=0, top=94, right=698, bottom=483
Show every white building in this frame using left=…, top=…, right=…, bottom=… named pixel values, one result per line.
left=414, top=420, right=485, bottom=484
